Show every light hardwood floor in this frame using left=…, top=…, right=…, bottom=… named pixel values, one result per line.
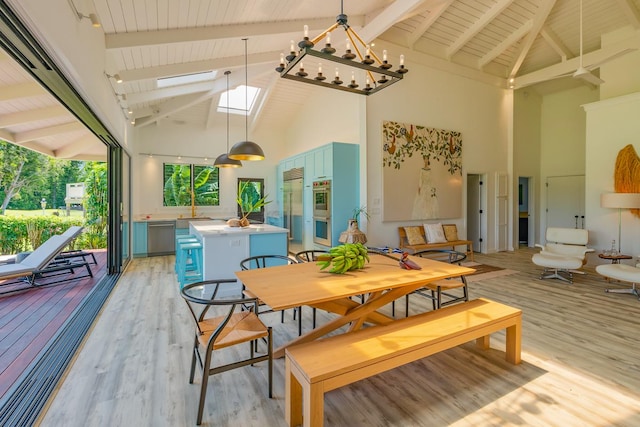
left=37, top=249, right=640, bottom=426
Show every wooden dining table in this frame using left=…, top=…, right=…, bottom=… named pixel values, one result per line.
left=235, top=252, right=475, bottom=358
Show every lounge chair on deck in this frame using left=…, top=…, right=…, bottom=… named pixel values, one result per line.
left=0, top=227, right=93, bottom=290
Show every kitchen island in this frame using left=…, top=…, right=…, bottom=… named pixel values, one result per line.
left=189, top=221, right=289, bottom=291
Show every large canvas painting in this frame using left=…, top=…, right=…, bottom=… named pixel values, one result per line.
left=382, top=121, right=462, bottom=221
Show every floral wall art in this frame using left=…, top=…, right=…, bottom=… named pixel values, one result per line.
left=382, top=120, right=463, bottom=221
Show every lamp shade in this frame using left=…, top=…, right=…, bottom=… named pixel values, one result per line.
left=600, top=193, right=640, bottom=209
left=213, top=153, right=242, bottom=168
left=228, top=140, right=265, bottom=161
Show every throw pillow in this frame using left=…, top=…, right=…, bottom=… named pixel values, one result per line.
left=404, top=226, right=426, bottom=245
left=442, top=224, right=459, bottom=242
left=424, top=223, right=447, bottom=243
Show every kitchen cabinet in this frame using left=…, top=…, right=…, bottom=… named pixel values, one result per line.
left=189, top=222, right=288, bottom=295
left=133, top=221, right=148, bottom=257
left=278, top=142, right=359, bottom=249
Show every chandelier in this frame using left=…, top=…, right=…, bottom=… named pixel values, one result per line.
left=276, top=0, right=408, bottom=96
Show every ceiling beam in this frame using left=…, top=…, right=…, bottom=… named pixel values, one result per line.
left=0, top=106, right=68, bottom=127
left=408, top=0, right=454, bottom=48
left=540, top=24, right=573, bottom=61
left=135, top=64, right=273, bottom=128
left=514, top=37, right=640, bottom=87
left=54, top=135, right=98, bottom=159
left=508, top=0, right=558, bottom=78
left=357, top=0, right=429, bottom=43
left=446, top=0, right=514, bottom=59
left=117, top=50, right=280, bottom=83
left=105, top=17, right=363, bottom=50
left=0, top=82, right=45, bottom=101
left=615, top=0, right=640, bottom=29
left=0, top=128, right=15, bottom=142
left=14, top=122, right=85, bottom=143
left=478, top=19, right=533, bottom=68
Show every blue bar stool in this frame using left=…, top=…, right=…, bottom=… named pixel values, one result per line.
left=175, top=235, right=199, bottom=272
left=177, top=241, right=203, bottom=288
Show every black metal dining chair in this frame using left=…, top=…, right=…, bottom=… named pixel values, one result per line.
left=180, top=279, right=273, bottom=425
left=239, top=254, right=303, bottom=335
left=293, top=249, right=329, bottom=328
left=406, top=249, right=469, bottom=315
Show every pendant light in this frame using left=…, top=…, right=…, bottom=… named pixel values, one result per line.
left=214, top=70, right=242, bottom=168
left=228, top=38, right=265, bottom=161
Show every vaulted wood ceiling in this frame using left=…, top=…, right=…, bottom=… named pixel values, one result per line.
left=1, top=0, right=639, bottom=160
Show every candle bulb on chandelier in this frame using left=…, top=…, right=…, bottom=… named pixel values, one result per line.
left=333, top=67, right=343, bottom=85
left=326, top=33, right=331, bottom=44
left=304, top=25, right=309, bottom=38
left=400, top=54, right=405, bottom=66
left=383, top=50, right=388, bottom=62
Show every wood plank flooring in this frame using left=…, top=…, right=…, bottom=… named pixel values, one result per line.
left=37, top=249, right=640, bottom=426
left=0, top=251, right=106, bottom=400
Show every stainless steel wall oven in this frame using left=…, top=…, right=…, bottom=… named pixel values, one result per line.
left=312, top=180, right=331, bottom=246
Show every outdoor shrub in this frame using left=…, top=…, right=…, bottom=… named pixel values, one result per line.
left=0, top=216, right=85, bottom=254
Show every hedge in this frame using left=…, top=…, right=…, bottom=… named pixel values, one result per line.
left=0, top=216, right=90, bottom=254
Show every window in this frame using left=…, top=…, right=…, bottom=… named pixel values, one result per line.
left=217, top=85, right=261, bottom=115
left=163, top=163, right=219, bottom=206
left=237, top=178, right=265, bottom=223
left=157, top=71, right=217, bottom=88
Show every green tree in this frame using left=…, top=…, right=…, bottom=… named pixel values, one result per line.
left=82, top=162, right=108, bottom=248
left=0, top=141, right=49, bottom=214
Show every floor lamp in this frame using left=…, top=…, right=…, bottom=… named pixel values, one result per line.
left=600, top=192, right=640, bottom=253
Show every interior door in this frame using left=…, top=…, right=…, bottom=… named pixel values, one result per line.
left=496, top=173, right=508, bottom=252
left=466, top=174, right=482, bottom=253
left=546, top=175, right=585, bottom=229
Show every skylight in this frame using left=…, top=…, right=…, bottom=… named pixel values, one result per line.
left=157, top=71, right=217, bottom=88
left=217, top=85, right=261, bottom=115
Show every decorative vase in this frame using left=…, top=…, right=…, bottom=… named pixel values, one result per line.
left=338, top=219, right=367, bottom=244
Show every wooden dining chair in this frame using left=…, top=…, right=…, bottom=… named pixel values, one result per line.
left=293, top=249, right=329, bottom=328
left=239, top=255, right=303, bottom=335
left=180, top=279, right=273, bottom=425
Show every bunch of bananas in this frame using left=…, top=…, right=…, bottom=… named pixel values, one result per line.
left=317, top=243, right=370, bottom=274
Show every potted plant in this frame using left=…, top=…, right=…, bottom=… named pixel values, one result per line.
left=229, top=181, right=271, bottom=227
left=339, top=205, right=369, bottom=243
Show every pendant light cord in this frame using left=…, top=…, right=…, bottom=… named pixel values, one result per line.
left=225, top=70, right=230, bottom=152
left=243, top=38, right=248, bottom=141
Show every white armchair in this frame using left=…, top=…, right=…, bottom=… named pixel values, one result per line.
left=532, top=227, right=594, bottom=283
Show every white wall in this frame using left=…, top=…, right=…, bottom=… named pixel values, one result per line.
left=536, top=86, right=599, bottom=240
left=132, top=120, right=282, bottom=220
left=513, top=89, right=542, bottom=246
left=584, top=93, right=640, bottom=259
left=365, top=53, right=511, bottom=251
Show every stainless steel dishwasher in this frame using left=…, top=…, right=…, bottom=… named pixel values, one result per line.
left=147, top=221, right=176, bottom=256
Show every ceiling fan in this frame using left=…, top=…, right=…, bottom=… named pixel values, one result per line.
left=571, top=0, right=604, bottom=85
left=543, top=0, right=635, bottom=87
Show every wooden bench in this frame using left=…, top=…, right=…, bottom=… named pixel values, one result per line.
left=398, top=226, right=474, bottom=261
left=285, top=298, right=521, bottom=427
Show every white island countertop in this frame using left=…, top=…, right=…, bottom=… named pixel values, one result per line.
left=190, top=221, right=288, bottom=236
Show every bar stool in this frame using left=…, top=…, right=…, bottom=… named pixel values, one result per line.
left=175, top=235, right=199, bottom=273
left=177, top=241, right=203, bottom=287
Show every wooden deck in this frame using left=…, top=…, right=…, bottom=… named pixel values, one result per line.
left=37, top=249, right=640, bottom=427
left=0, top=250, right=107, bottom=400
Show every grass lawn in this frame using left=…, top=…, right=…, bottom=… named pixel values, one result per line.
left=4, top=209, right=84, bottom=217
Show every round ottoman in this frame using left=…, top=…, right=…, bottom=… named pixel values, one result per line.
left=595, top=264, right=640, bottom=299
